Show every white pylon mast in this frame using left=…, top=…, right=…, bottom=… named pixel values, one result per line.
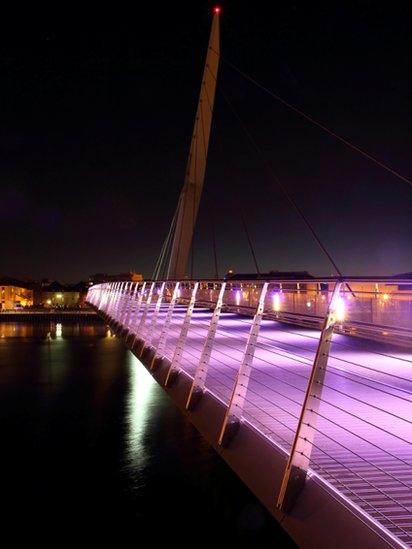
left=167, top=8, right=220, bottom=280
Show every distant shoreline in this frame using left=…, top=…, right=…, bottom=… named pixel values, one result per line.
left=0, top=310, right=102, bottom=322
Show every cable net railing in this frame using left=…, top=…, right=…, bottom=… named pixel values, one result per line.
left=87, top=278, right=412, bottom=547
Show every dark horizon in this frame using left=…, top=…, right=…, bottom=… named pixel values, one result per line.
left=1, top=2, right=411, bottom=281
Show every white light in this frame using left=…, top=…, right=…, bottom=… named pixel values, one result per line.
left=235, top=289, right=241, bottom=306
left=272, top=293, right=281, bottom=312
left=306, top=301, right=312, bottom=308
left=335, top=296, right=346, bottom=322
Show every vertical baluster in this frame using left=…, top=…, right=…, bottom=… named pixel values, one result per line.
left=124, top=282, right=138, bottom=329
left=276, top=281, right=343, bottom=512
left=146, top=281, right=166, bottom=345
left=165, top=282, right=199, bottom=386
left=151, top=282, right=180, bottom=370
left=129, top=282, right=147, bottom=333
left=119, top=282, right=130, bottom=324
left=218, top=282, right=269, bottom=445
left=185, top=282, right=226, bottom=409
left=135, top=281, right=155, bottom=346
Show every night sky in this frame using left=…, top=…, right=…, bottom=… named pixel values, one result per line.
left=1, top=1, right=411, bottom=281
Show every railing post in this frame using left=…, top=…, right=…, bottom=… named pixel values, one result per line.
left=124, top=282, right=139, bottom=328
left=218, top=282, right=269, bottom=445
left=108, top=282, right=116, bottom=316
left=119, top=282, right=131, bottom=324
left=119, top=282, right=130, bottom=324
left=129, top=282, right=146, bottom=332
left=120, top=281, right=131, bottom=325
left=151, top=282, right=180, bottom=370
left=146, top=281, right=166, bottom=345
left=165, top=282, right=199, bottom=386
left=276, top=281, right=343, bottom=512
left=103, top=283, right=111, bottom=314
left=115, top=282, right=126, bottom=320
left=96, top=284, right=105, bottom=309
left=112, top=282, right=121, bottom=318
left=185, top=282, right=227, bottom=410
left=136, top=281, right=155, bottom=341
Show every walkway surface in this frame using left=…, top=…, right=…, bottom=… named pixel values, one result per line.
left=138, top=303, right=412, bottom=547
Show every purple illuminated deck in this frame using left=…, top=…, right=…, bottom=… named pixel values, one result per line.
left=154, top=304, right=412, bottom=545
left=88, top=280, right=412, bottom=547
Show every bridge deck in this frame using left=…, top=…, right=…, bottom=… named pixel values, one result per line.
left=142, top=304, right=412, bottom=547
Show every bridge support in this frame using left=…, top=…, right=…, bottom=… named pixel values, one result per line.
left=146, top=281, right=166, bottom=346
left=128, top=282, right=146, bottom=333
left=218, top=282, right=269, bottom=446
left=165, top=282, right=199, bottom=387
left=119, top=282, right=131, bottom=327
left=186, top=282, right=226, bottom=409
left=133, top=281, right=155, bottom=355
left=276, top=281, right=342, bottom=513
left=124, top=282, right=139, bottom=329
left=151, top=282, right=180, bottom=371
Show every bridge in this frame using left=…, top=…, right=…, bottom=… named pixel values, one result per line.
left=88, top=278, right=412, bottom=548
left=87, top=7, right=412, bottom=547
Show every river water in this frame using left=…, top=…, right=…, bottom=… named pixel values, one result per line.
left=0, top=321, right=293, bottom=546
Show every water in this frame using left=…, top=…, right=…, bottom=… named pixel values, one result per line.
left=0, top=322, right=294, bottom=546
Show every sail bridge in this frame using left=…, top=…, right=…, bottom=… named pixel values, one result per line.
left=154, top=8, right=220, bottom=281
left=88, top=277, right=412, bottom=548
left=89, top=8, right=412, bottom=549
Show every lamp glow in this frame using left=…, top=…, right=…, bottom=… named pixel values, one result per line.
left=272, top=292, right=281, bottom=312
left=335, top=296, right=345, bottom=322
left=235, top=289, right=241, bottom=306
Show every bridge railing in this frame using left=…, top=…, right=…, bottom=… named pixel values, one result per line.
left=86, top=278, right=412, bottom=547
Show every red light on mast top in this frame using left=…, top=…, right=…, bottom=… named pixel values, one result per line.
left=214, top=6, right=221, bottom=14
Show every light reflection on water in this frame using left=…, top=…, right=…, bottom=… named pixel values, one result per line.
left=0, top=321, right=294, bottom=546
left=126, top=354, right=157, bottom=469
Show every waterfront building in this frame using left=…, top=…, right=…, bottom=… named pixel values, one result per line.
left=89, top=272, right=143, bottom=285
left=42, top=281, right=88, bottom=308
left=0, top=277, right=34, bottom=310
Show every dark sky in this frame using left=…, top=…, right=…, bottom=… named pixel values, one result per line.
left=1, top=1, right=411, bottom=282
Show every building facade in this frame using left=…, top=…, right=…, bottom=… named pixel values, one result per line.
left=0, top=278, right=34, bottom=310
left=41, top=281, right=88, bottom=308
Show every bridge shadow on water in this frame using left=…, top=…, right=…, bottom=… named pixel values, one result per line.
left=0, top=322, right=295, bottom=547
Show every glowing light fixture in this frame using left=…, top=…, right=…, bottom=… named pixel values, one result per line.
left=46, top=299, right=52, bottom=305
left=214, top=6, right=221, bottom=14
left=272, top=292, right=281, bottom=312
left=306, top=301, right=312, bottom=308
left=235, top=289, right=241, bottom=306
left=382, top=293, right=390, bottom=301
left=335, top=296, right=346, bottom=322
left=56, top=293, right=63, bottom=299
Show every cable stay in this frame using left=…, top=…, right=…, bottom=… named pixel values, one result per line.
left=220, top=87, right=345, bottom=278
left=241, top=213, right=261, bottom=276
left=218, top=54, right=412, bottom=189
